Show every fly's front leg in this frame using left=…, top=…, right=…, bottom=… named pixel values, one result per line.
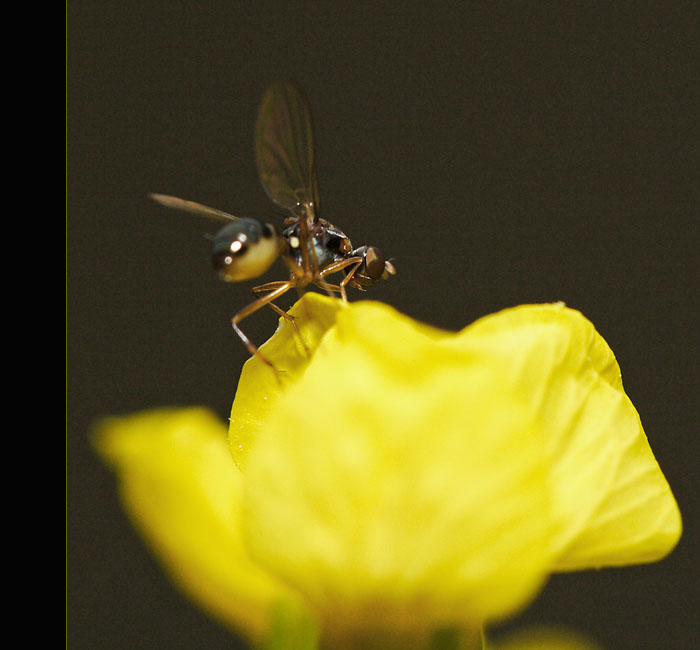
left=232, top=281, right=295, bottom=379
left=319, top=257, right=363, bottom=302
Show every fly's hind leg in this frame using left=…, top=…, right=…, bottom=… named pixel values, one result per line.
left=232, top=281, right=295, bottom=380
left=252, top=281, right=309, bottom=356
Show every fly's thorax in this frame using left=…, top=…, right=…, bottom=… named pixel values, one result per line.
left=211, top=218, right=285, bottom=282
left=283, top=219, right=352, bottom=271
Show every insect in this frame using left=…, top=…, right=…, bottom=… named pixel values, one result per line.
left=151, top=81, right=395, bottom=370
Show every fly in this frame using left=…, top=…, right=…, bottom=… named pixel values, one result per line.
left=151, top=81, right=395, bottom=371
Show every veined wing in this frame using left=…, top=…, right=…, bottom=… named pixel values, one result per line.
left=254, top=81, right=320, bottom=218
left=149, top=193, right=239, bottom=222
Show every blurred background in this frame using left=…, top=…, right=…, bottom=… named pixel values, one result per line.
left=68, top=2, right=698, bottom=648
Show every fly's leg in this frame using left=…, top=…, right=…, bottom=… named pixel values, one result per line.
left=232, top=281, right=295, bottom=380
left=252, top=281, right=309, bottom=356
left=318, top=257, right=364, bottom=302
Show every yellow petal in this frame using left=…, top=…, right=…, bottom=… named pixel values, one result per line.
left=461, top=304, right=681, bottom=569
left=229, top=294, right=344, bottom=467
left=240, top=297, right=558, bottom=633
left=94, top=407, right=302, bottom=643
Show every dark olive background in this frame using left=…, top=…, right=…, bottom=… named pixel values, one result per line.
left=68, top=2, right=699, bottom=648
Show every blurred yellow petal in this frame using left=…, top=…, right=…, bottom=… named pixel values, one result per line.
left=230, top=294, right=680, bottom=641
left=94, top=407, right=303, bottom=643
left=461, top=304, right=681, bottom=569
left=239, top=297, right=559, bottom=636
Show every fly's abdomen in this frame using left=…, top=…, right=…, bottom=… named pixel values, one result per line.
left=212, top=219, right=284, bottom=282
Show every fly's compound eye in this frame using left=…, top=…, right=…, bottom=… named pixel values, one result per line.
left=211, top=219, right=283, bottom=282
left=348, top=245, right=393, bottom=286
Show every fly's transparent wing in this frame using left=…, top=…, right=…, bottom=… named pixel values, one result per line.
left=254, top=81, right=320, bottom=218
left=150, top=193, right=239, bottom=222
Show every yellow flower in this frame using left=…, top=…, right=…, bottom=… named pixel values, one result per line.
left=95, top=294, right=681, bottom=649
